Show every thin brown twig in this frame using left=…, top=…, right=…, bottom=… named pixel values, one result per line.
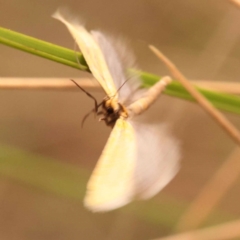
left=149, top=45, right=240, bottom=145
left=176, top=147, right=240, bottom=231
left=0, top=78, right=239, bottom=94
left=153, top=218, right=240, bottom=240
left=0, top=78, right=99, bottom=90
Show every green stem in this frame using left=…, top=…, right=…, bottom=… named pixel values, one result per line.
left=0, top=26, right=239, bottom=115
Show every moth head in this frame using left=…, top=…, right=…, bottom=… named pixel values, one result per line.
left=100, top=98, right=128, bottom=127
left=104, top=98, right=119, bottom=113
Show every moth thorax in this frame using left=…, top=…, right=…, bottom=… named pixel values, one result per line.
left=101, top=98, right=128, bottom=127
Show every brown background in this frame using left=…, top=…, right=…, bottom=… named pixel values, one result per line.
left=0, top=0, right=240, bottom=239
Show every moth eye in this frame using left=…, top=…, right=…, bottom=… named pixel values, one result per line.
left=107, top=108, right=114, bottom=114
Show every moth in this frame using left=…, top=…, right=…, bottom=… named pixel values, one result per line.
left=53, top=10, right=180, bottom=212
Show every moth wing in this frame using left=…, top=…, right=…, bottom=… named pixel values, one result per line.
left=130, top=120, right=180, bottom=199
left=84, top=118, right=137, bottom=212
left=91, top=31, right=142, bottom=103
left=53, top=10, right=117, bottom=97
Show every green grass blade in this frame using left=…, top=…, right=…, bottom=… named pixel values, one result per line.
left=0, top=26, right=239, bottom=115
left=0, top=27, right=88, bottom=71
left=0, top=145, right=237, bottom=229
left=141, top=72, right=240, bottom=115
left=0, top=145, right=88, bottom=199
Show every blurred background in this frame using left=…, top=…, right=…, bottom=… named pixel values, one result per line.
left=0, top=0, right=240, bottom=239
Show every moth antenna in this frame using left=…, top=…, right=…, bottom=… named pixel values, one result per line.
left=109, top=76, right=132, bottom=99
left=70, top=79, right=98, bottom=112
left=116, top=76, right=131, bottom=93
left=71, top=79, right=101, bottom=127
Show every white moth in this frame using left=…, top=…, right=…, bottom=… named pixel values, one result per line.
left=53, top=10, right=180, bottom=212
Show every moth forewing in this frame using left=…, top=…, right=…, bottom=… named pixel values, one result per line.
left=84, top=118, right=137, bottom=212
left=53, top=11, right=117, bottom=97
left=91, top=31, right=142, bottom=103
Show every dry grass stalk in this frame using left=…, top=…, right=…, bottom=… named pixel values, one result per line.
left=0, top=78, right=99, bottom=90
left=176, top=147, right=240, bottom=231
left=149, top=45, right=240, bottom=145
left=153, top=218, right=240, bottom=240
left=0, top=78, right=239, bottom=94
left=149, top=45, right=240, bottom=231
